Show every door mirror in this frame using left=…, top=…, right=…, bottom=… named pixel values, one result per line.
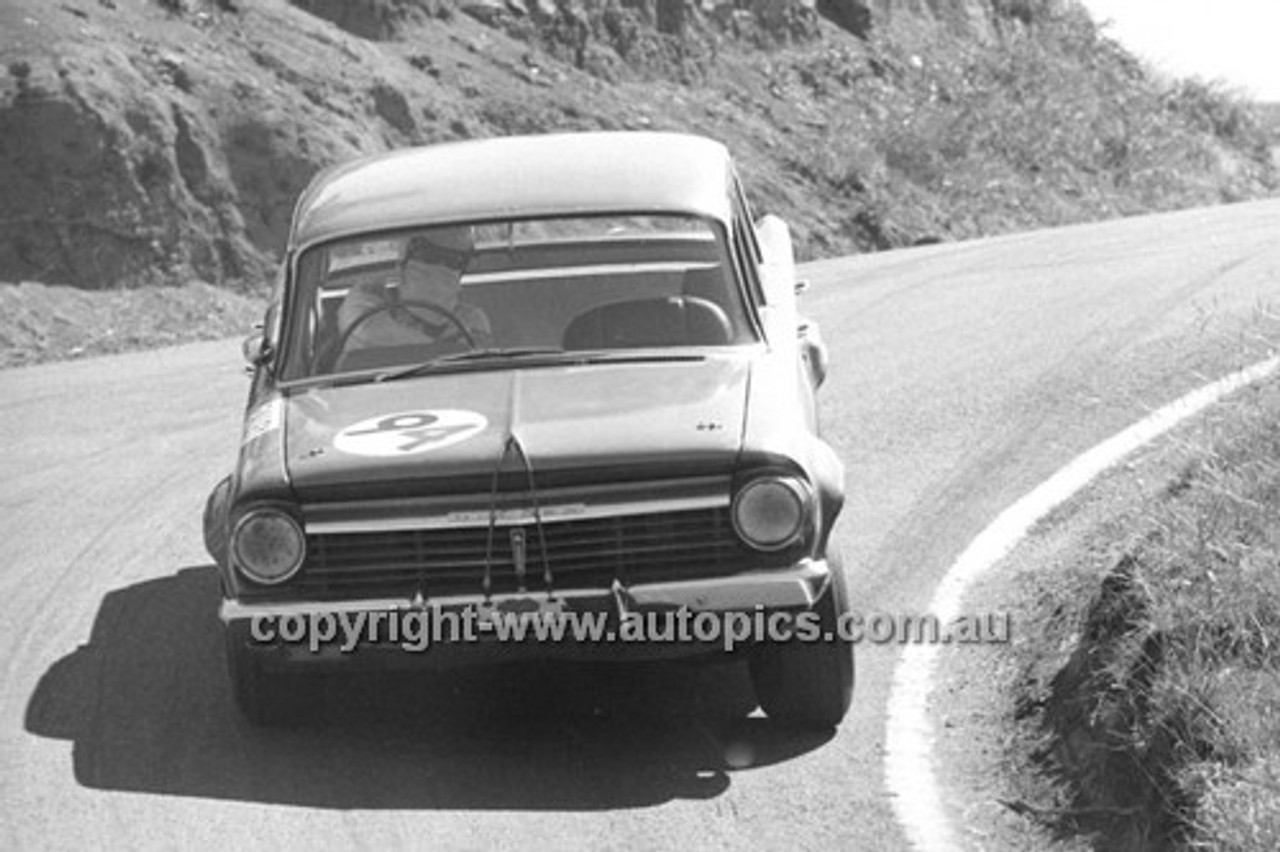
left=798, top=318, right=829, bottom=388
left=241, top=332, right=271, bottom=373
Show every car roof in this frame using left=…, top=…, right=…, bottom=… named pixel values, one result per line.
left=289, top=131, right=736, bottom=250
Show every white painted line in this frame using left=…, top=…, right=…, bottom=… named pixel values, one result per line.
left=884, top=354, right=1280, bottom=851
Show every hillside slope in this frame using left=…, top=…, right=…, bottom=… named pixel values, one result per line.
left=0, top=0, right=1275, bottom=294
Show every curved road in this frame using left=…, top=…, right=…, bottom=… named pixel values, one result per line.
left=2, top=199, right=1279, bottom=850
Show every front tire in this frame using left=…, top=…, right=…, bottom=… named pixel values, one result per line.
left=749, top=553, right=855, bottom=729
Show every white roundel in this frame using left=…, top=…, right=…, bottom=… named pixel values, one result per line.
left=334, top=409, right=488, bottom=457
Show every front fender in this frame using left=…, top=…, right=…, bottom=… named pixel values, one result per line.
left=202, top=474, right=234, bottom=570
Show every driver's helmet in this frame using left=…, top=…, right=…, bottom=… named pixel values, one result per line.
left=402, top=226, right=475, bottom=273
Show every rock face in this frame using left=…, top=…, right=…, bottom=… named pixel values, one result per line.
left=2, top=51, right=260, bottom=288
left=864, top=0, right=1043, bottom=37
left=817, top=0, right=873, bottom=38
left=0, top=1, right=387, bottom=289
left=287, top=0, right=403, bottom=40
left=287, top=0, right=438, bottom=40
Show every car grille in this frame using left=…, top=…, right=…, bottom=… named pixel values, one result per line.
left=241, top=507, right=769, bottom=602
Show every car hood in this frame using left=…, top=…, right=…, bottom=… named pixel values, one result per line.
left=283, top=356, right=750, bottom=499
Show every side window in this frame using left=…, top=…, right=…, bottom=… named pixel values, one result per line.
left=265, top=263, right=287, bottom=343
left=278, top=249, right=324, bottom=381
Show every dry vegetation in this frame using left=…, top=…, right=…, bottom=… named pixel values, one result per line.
left=782, top=6, right=1276, bottom=247
left=1010, top=377, right=1280, bottom=851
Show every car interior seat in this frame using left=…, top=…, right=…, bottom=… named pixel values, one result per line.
left=562, top=296, right=733, bottom=350
left=680, top=264, right=730, bottom=306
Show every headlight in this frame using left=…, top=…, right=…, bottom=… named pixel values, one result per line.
left=732, top=476, right=811, bottom=551
left=232, top=508, right=305, bottom=584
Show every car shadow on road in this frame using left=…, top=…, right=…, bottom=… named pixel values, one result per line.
left=24, top=566, right=833, bottom=810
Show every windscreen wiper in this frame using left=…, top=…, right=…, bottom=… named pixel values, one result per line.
left=573, top=351, right=706, bottom=365
left=373, top=347, right=567, bottom=383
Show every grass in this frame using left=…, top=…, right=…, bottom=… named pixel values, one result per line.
left=782, top=2, right=1277, bottom=250
left=1011, top=378, right=1280, bottom=850
left=1249, top=102, right=1280, bottom=145
left=1152, top=392, right=1280, bottom=850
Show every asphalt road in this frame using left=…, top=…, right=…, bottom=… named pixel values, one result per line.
left=3, top=199, right=1279, bottom=851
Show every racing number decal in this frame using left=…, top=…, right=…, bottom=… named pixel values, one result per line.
left=334, top=410, right=488, bottom=457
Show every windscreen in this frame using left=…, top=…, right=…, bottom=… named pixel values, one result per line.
left=277, top=213, right=756, bottom=382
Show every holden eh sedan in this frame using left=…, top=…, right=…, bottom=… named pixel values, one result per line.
left=203, top=131, right=851, bottom=728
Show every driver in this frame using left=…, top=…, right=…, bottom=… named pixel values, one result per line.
left=337, top=227, right=492, bottom=357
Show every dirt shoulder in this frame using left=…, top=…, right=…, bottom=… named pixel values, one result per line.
left=0, top=280, right=264, bottom=368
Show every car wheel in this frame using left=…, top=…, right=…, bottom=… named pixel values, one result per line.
left=749, top=552, right=855, bottom=729
left=224, top=626, right=306, bottom=726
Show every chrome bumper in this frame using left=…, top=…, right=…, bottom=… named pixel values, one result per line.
left=220, top=558, right=831, bottom=623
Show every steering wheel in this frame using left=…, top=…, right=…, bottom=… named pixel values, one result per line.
left=330, top=298, right=478, bottom=368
